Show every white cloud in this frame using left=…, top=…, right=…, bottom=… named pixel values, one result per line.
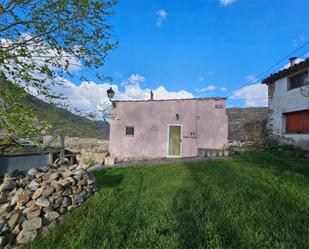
left=121, top=73, right=145, bottom=86
left=229, top=83, right=268, bottom=107
left=53, top=74, right=193, bottom=113
left=220, top=0, right=238, bottom=6
left=0, top=34, right=81, bottom=72
left=194, top=85, right=217, bottom=93
left=156, top=9, right=167, bottom=27
left=220, top=87, right=227, bottom=91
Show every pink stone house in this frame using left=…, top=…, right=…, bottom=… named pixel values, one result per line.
left=109, top=97, right=228, bottom=162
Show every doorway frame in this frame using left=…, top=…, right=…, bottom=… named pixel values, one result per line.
left=166, top=124, right=183, bottom=158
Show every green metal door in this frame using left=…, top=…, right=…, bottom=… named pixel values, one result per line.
left=168, top=125, right=181, bottom=156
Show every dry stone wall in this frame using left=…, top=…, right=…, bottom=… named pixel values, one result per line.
left=0, top=163, right=96, bottom=248
left=44, top=136, right=109, bottom=166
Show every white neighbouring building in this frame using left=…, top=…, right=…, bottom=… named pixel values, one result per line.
left=262, top=57, right=309, bottom=150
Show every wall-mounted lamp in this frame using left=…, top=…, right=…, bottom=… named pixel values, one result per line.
left=176, top=113, right=179, bottom=120
left=106, top=87, right=116, bottom=107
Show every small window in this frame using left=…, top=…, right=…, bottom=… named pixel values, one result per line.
left=215, top=104, right=224, bottom=109
left=125, top=126, right=134, bottom=136
left=288, top=70, right=308, bottom=90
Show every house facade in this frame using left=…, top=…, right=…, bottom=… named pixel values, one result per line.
left=262, top=57, right=309, bottom=150
left=108, top=97, right=228, bottom=162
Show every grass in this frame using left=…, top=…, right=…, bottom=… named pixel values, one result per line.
left=25, top=151, right=309, bottom=249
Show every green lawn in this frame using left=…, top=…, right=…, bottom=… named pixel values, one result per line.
left=25, top=152, right=309, bottom=249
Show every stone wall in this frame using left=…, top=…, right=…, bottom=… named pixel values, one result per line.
left=0, top=163, right=95, bottom=247
left=44, top=136, right=109, bottom=166
left=244, top=120, right=268, bottom=147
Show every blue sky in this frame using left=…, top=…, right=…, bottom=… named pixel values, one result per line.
left=62, top=0, right=309, bottom=111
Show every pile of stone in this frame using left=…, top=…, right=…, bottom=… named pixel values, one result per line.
left=0, top=164, right=96, bottom=248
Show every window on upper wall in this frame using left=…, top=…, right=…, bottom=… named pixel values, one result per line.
left=286, top=109, right=309, bottom=133
left=288, top=70, right=308, bottom=90
left=125, top=126, right=134, bottom=136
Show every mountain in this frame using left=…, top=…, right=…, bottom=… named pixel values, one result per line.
left=24, top=94, right=110, bottom=139
left=227, top=107, right=268, bottom=141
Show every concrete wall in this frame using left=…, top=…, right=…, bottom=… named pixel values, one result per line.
left=0, top=154, right=51, bottom=175
left=268, top=74, right=309, bottom=150
left=109, top=98, right=228, bottom=161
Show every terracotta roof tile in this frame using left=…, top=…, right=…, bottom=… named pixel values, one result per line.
left=262, top=58, right=309, bottom=84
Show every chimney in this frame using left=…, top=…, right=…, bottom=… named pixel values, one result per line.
left=289, top=57, right=297, bottom=67
left=150, top=90, right=154, bottom=100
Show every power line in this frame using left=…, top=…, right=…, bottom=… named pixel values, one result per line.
left=227, top=40, right=309, bottom=99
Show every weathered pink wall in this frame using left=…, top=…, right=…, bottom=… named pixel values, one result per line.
left=109, top=98, right=228, bottom=161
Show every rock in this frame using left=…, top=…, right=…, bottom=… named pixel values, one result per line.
left=17, top=215, right=27, bottom=225
left=35, top=172, right=44, bottom=179
left=40, top=166, right=49, bottom=172
left=67, top=177, right=75, bottom=184
left=61, top=197, right=71, bottom=208
left=35, top=198, right=50, bottom=207
left=42, top=187, right=54, bottom=198
left=10, top=188, right=23, bottom=206
left=58, top=207, right=66, bottom=214
left=61, top=188, right=72, bottom=197
left=42, top=173, right=51, bottom=182
left=59, top=179, right=70, bottom=188
left=27, top=168, right=37, bottom=176
left=0, top=217, right=6, bottom=227
left=42, top=205, right=53, bottom=213
left=4, top=236, right=15, bottom=248
left=1, top=224, right=9, bottom=234
left=0, top=236, right=4, bottom=247
left=72, top=191, right=86, bottom=205
left=0, top=203, right=12, bottom=215
left=49, top=173, right=59, bottom=181
left=78, top=179, right=87, bottom=186
left=11, top=223, right=21, bottom=235
left=42, top=220, right=57, bottom=236
left=32, top=188, right=43, bottom=199
left=53, top=197, right=63, bottom=209
left=87, top=180, right=94, bottom=186
left=50, top=181, right=62, bottom=192
left=22, top=217, right=42, bottom=231
left=47, top=220, right=57, bottom=229
left=44, top=211, right=60, bottom=221
left=72, top=185, right=82, bottom=194
left=67, top=205, right=76, bottom=211
left=73, top=170, right=84, bottom=176
left=3, top=172, right=13, bottom=180
left=27, top=209, right=41, bottom=220
left=29, top=181, right=40, bottom=191
left=8, top=210, right=21, bottom=229
left=0, top=193, right=8, bottom=204
left=62, top=170, right=72, bottom=178
left=0, top=182, right=16, bottom=192
left=16, top=229, right=37, bottom=244
left=26, top=200, right=36, bottom=208
left=17, top=190, right=30, bottom=206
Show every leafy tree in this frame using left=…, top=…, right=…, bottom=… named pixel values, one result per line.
left=0, top=0, right=117, bottom=152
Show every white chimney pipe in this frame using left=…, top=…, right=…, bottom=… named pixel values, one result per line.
left=289, top=57, right=297, bottom=67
